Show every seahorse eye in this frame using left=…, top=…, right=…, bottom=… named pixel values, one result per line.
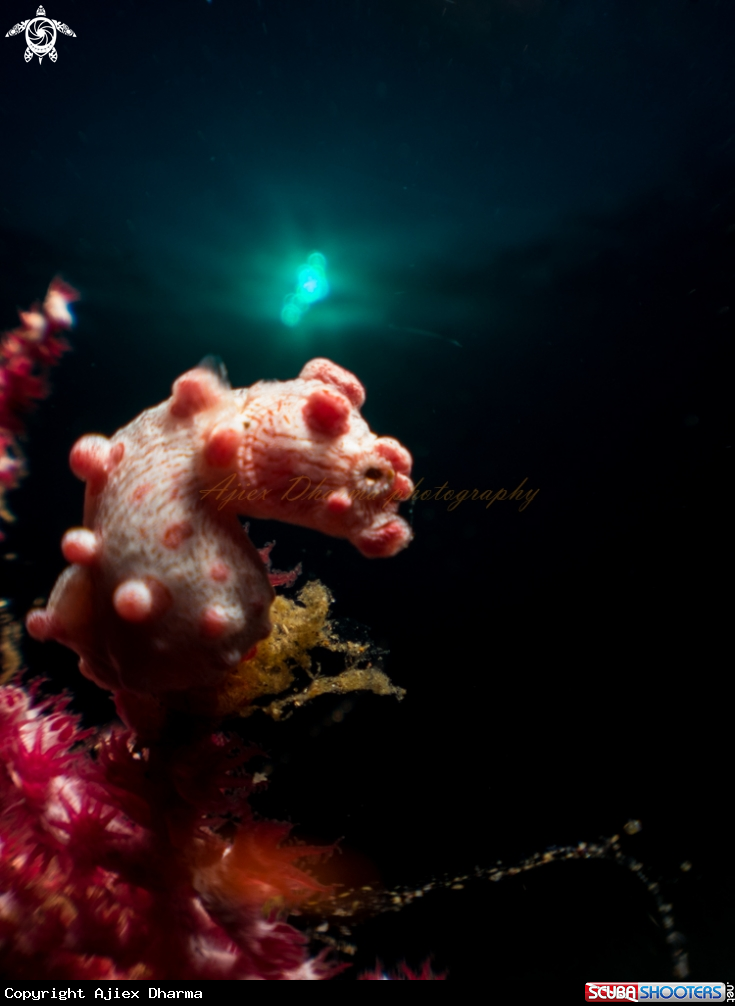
left=364, top=467, right=383, bottom=482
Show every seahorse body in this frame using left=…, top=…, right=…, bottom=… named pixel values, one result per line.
left=26, top=358, right=413, bottom=697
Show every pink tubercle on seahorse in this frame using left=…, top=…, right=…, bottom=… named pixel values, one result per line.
left=26, top=356, right=413, bottom=699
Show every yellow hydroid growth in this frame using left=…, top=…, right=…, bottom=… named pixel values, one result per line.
left=215, top=580, right=404, bottom=720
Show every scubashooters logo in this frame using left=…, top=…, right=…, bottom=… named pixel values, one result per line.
left=585, top=983, right=727, bottom=1002
left=5, top=6, right=76, bottom=63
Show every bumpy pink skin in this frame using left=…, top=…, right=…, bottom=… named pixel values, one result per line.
left=26, top=359, right=413, bottom=698
left=228, top=358, right=413, bottom=557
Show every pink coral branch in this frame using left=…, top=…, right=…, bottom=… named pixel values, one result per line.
left=258, top=540, right=303, bottom=587
left=0, top=278, right=77, bottom=534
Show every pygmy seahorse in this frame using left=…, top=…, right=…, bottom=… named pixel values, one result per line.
left=26, top=357, right=413, bottom=698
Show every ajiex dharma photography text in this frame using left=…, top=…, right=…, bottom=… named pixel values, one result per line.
left=200, top=474, right=539, bottom=512
left=405, top=477, right=539, bottom=511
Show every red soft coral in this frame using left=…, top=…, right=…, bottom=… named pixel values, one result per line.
left=0, top=685, right=336, bottom=980
left=0, top=278, right=76, bottom=531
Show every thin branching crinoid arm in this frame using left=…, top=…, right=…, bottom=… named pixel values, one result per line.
left=300, top=823, right=690, bottom=980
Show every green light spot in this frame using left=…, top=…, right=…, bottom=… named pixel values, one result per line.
left=297, top=265, right=328, bottom=303
left=281, top=250, right=329, bottom=326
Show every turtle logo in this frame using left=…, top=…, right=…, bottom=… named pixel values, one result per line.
left=5, top=5, right=76, bottom=64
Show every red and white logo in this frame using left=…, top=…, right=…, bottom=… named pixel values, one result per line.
left=586, top=985, right=639, bottom=1002
left=585, top=982, right=727, bottom=1003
